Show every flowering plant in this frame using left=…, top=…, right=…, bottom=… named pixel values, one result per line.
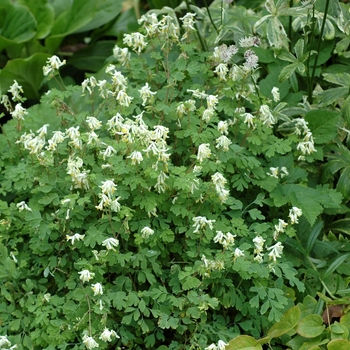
left=0, top=1, right=348, bottom=349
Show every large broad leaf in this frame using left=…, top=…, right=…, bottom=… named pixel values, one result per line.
left=226, top=335, right=263, bottom=350
left=74, top=0, right=123, bottom=33
left=304, top=109, right=341, bottom=145
left=0, top=2, right=37, bottom=52
left=296, top=314, right=325, bottom=338
left=0, top=53, right=50, bottom=100
left=67, top=41, right=115, bottom=72
left=268, top=305, right=301, bottom=339
left=327, top=339, right=350, bottom=350
left=45, top=0, right=122, bottom=53
left=18, top=0, right=55, bottom=39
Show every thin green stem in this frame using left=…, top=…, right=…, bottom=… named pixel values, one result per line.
left=203, top=0, right=219, bottom=34
left=310, top=0, right=330, bottom=95
left=288, top=0, right=293, bottom=51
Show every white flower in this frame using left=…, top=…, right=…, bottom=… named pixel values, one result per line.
left=217, top=340, right=228, bottom=350
left=205, top=344, right=217, bottom=350
left=141, top=226, right=155, bottom=239
left=99, top=328, right=120, bottom=342
left=0, top=336, right=11, bottom=348
left=214, top=63, right=229, bottom=80
left=239, top=36, right=261, bottom=47
left=11, top=103, right=28, bottom=120
left=271, top=87, right=280, bottom=102
left=289, top=207, right=303, bottom=224
left=123, top=32, right=148, bottom=54
left=215, top=135, right=232, bottom=151
left=273, top=219, right=288, bottom=240
left=100, top=179, right=117, bottom=196
left=139, top=83, right=156, bottom=106
left=213, top=44, right=238, bottom=63
left=267, top=167, right=279, bottom=178
left=234, top=248, right=245, bottom=259
left=86, top=116, right=102, bottom=130
left=111, top=197, right=121, bottom=213
left=66, top=233, right=85, bottom=245
left=16, top=201, right=32, bottom=212
left=78, top=270, right=95, bottom=283
left=128, top=151, right=143, bottom=165
left=197, top=143, right=211, bottom=163
left=113, top=45, right=130, bottom=66
left=267, top=242, right=284, bottom=262
left=82, top=335, right=99, bottom=349
left=43, top=55, right=66, bottom=76
left=207, top=95, right=219, bottom=110
left=260, top=105, right=276, bottom=127
left=91, top=283, right=103, bottom=296
left=102, top=237, right=119, bottom=251
left=243, top=49, right=259, bottom=70
left=100, top=145, right=116, bottom=160
left=253, top=235, right=266, bottom=254
left=180, top=13, right=196, bottom=31
left=217, top=121, right=229, bottom=135
left=116, top=90, right=133, bottom=107
left=243, top=113, right=255, bottom=128
left=192, top=216, right=216, bottom=233
left=202, top=108, right=215, bottom=122
left=8, top=80, right=24, bottom=101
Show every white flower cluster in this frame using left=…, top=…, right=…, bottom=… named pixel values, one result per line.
left=95, top=179, right=121, bottom=213
left=253, top=235, right=266, bottom=263
left=294, top=118, right=317, bottom=159
left=211, top=172, right=230, bottom=203
left=82, top=328, right=120, bottom=349
left=1, top=80, right=28, bottom=121
left=67, top=156, right=90, bottom=190
left=213, top=231, right=236, bottom=249
left=192, top=216, right=216, bottom=233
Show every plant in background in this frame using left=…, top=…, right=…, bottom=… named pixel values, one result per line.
left=0, top=1, right=349, bottom=350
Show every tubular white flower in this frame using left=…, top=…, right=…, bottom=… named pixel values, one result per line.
left=289, top=207, right=303, bottom=224
left=91, top=283, right=103, bottom=296
left=100, top=179, right=117, bottom=196
left=8, top=80, right=24, bottom=101
left=267, top=242, right=284, bottom=262
left=192, top=216, right=216, bottom=233
left=82, top=335, right=99, bottom=349
left=234, top=248, right=245, bottom=259
left=16, top=201, right=32, bottom=212
left=253, top=235, right=266, bottom=254
left=78, top=269, right=95, bottom=283
left=271, top=87, right=280, bottom=102
left=66, top=233, right=85, bottom=245
left=128, top=151, right=143, bottom=165
left=197, top=143, right=211, bottom=163
left=99, top=328, right=120, bottom=342
left=215, top=135, right=232, bottom=151
left=207, top=95, right=219, bottom=110
left=139, top=83, right=156, bottom=106
left=141, top=226, right=155, bottom=239
left=86, top=116, right=102, bottom=130
left=123, top=32, right=148, bottom=54
left=11, top=103, right=28, bottom=120
left=214, top=63, right=229, bottom=80
left=43, top=55, right=66, bottom=76
left=102, top=237, right=119, bottom=251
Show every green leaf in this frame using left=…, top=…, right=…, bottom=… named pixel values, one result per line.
left=304, top=110, right=341, bottom=144
left=279, top=62, right=299, bottom=82
left=68, top=41, right=115, bottom=72
left=327, top=219, right=350, bottom=236
left=323, top=254, right=349, bottom=279
left=0, top=53, right=50, bottom=100
left=18, top=0, right=55, bottom=39
left=327, top=339, right=350, bottom=350
left=296, top=314, right=325, bottom=338
left=0, top=2, right=37, bottom=51
left=268, top=305, right=301, bottom=339
left=226, top=335, right=263, bottom=350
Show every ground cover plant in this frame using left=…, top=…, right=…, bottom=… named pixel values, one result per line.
left=1, top=0, right=350, bottom=349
